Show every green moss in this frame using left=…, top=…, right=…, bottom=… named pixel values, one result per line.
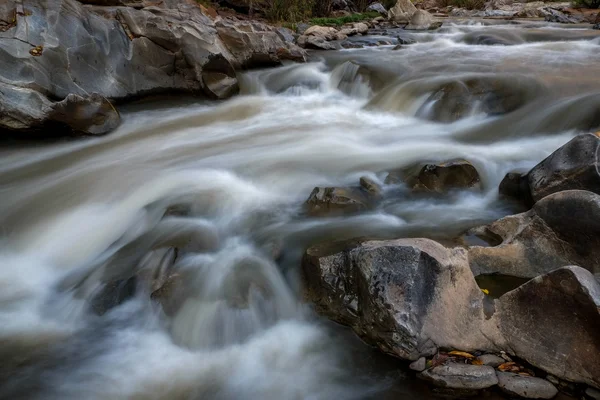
left=309, top=11, right=381, bottom=26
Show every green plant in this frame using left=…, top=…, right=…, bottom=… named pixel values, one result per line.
left=264, top=0, right=315, bottom=21
left=572, top=0, right=600, bottom=7
left=309, top=11, right=380, bottom=25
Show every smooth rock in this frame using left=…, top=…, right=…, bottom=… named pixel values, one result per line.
left=494, top=266, right=600, bottom=389
left=367, top=2, right=388, bottom=15
left=527, top=133, right=600, bottom=204
left=468, top=190, right=600, bottom=278
left=499, top=171, right=532, bottom=206
left=497, top=372, right=558, bottom=399
left=476, top=354, right=505, bottom=368
left=587, top=387, right=600, bottom=400
left=302, top=238, right=503, bottom=360
left=359, top=176, right=382, bottom=196
left=388, top=160, right=481, bottom=193
left=297, top=35, right=338, bottom=50
left=410, top=357, right=427, bottom=372
left=353, top=22, right=369, bottom=34
left=388, top=0, right=417, bottom=22
left=405, top=9, right=435, bottom=30
left=419, top=364, right=499, bottom=390
left=304, top=25, right=340, bottom=41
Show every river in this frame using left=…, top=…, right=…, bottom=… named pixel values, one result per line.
left=0, top=20, right=599, bottom=400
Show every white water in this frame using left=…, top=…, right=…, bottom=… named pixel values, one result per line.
left=1, top=22, right=599, bottom=399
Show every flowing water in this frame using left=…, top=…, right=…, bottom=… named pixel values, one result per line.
left=1, top=20, right=599, bottom=399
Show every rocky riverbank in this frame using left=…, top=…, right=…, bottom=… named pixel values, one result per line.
left=301, top=132, right=600, bottom=399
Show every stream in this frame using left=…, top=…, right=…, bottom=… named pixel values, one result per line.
left=0, top=20, right=599, bottom=400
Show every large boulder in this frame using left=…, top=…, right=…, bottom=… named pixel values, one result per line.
left=388, top=0, right=418, bottom=22
left=405, top=9, right=436, bottom=30
left=302, top=238, right=503, bottom=360
left=0, top=0, right=305, bottom=136
left=386, top=160, right=481, bottom=193
left=419, top=364, right=499, bottom=390
left=469, top=190, right=600, bottom=279
left=496, top=372, right=558, bottom=399
left=493, top=266, right=600, bottom=389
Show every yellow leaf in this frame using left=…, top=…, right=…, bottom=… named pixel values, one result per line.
left=471, top=359, right=483, bottom=365
left=481, top=288, right=489, bottom=295
left=448, top=351, right=474, bottom=359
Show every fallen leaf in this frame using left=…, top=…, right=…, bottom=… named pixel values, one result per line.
left=448, top=351, right=474, bottom=359
left=471, top=359, right=484, bottom=366
left=498, top=362, right=516, bottom=371
left=481, top=288, right=490, bottom=295
left=431, top=353, right=449, bottom=368
left=29, top=45, right=43, bottom=56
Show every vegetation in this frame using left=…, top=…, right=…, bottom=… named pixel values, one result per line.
left=309, top=11, right=381, bottom=26
left=572, top=0, right=600, bottom=7
left=263, top=0, right=315, bottom=21
left=437, top=0, right=485, bottom=9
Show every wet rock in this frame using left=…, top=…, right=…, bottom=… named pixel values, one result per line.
left=541, top=8, right=581, bottom=23
left=468, top=190, right=600, bottom=278
left=587, top=387, right=600, bottom=400
left=388, top=0, right=417, bottom=22
left=594, top=23, right=600, bottom=30
left=359, top=176, right=382, bottom=196
left=389, top=160, right=481, bottom=193
left=494, top=266, right=600, bottom=390
left=419, top=364, right=499, bottom=390
left=405, top=10, right=435, bottom=30
left=410, top=357, right=427, bottom=372
left=477, top=354, right=505, bottom=367
left=496, top=372, right=558, bottom=399
left=367, top=2, right=388, bottom=15
left=499, top=171, right=532, bottom=206
left=302, top=238, right=503, bottom=360
left=297, top=35, right=338, bottom=50
left=526, top=133, right=600, bottom=204
left=305, top=186, right=372, bottom=216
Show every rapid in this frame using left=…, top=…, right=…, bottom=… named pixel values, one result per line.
left=0, top=20, right=599, bottom=400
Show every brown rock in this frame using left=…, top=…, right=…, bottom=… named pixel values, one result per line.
left=305, top=186, right=372, bottom=216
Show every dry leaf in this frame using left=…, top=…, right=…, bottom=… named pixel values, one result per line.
left=481, top=288, right=490, bottom=295
left=431, top=353, right=449, bottom=368
left=471, top=359, right=484, bottom=366
left=448, top=351, right=474, bottom=359
left=29, top=45, right=43, bottom=56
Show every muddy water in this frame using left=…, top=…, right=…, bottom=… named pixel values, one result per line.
left=0, top=21, right=598, bottom=399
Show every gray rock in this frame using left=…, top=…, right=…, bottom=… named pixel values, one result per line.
left=541, top=7, right=581, bottom=23
left=527, top=133, right=600, bottom=204
left=302, top=238, right=503, bottom=360
left=419, top=363, right=498, bottom=390
left=468, top=190, right=600, bottom=278
left=594, top=23, right=600, bottom=30
left=0, top=0, right=305, bottom=136
left=496, top=372, right=558, bottom=399
left=388, top=0, right=417, bottom=22
left=545, top=375, right=560, bottom=386
left=405, top=9, right=435, bottom=30
left=296, top=22, right=311, bottom=35
left=476, top=354, right=505, bottom=367
left=494, top=266, right=600, bottom=390
left=367, top=2, right=388, bottom=15
left=305, top=186, right=373, bottom=216
left=297, top=35, right=338, bottom=51
left=275, top=27, right=297, bottom=44
left=409, top=357, right=427, bottom=372
left=587, top=387, right=600, bottom=400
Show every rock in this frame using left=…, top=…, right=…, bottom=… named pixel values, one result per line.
left=302, top=238, right=503, bottom=360
left=388, top=0, right=418, bottom=22
left=526, top=133, right=600, bottom=204
left=546, top=375, right=560, bottom=386
left=405, top=9, right=435, bottom=30
left=594, top=23, right=600, bottom=30
left=476, top=354, right=505, bottom=367
left=387, top=160, right=481, bottom=193
left=305, top=186, right=373, bottom=216
left=409, top=357, right=427, bottom=372
left=499, top=171, right=532, bottom=206
left=304, top=25, right=340, bottom=41
left=496, top=372, right=558, bottom=399
left=494, top=266, right=600, bottom=390
left=367, top=2, right=388, bottom=15
left=587, top=387, right=600, bottom=400
left=541, top=8, right=581, bottom=23
left=275, top=27, right=296, bottom=44
left=297, top=35, right=338, bottom=50
left=339, top=27, right=359, bottom=36
left=0, top=0, right=305, bottom=136
left=468, top=190, right=600, bottom=278
left=419, top=364, right=499, bottom=390
left=359, top=176, right=382, bottom=196
left=296, top=22, right=311, bottom=35
left=353, top=22, right=369, bottom=34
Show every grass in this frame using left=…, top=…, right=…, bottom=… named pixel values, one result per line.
left=309, top=11, right=381, bottom=26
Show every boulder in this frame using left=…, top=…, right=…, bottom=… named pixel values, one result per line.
left=305, top=186, right=374, bottom=216
left=302, top=238, right=503, bottom=360
left=367, top=2, right=388, bottom=15
left=388, top=0, right=418, bottom=22
left=419, top=363, right=498, bottom=390
left=476, top=354, right=505, bottom=367
left=496, top=372, right=558, bottom=399
left=304, top=25, right=340, bottom=41
left=297, top=35, right=338, bottom=50
left=405, top=9, right=435, bottom=30
left=493, top=266, right=600, bottom=389
left=386, top=160, right=481, bottom=193
left=468, top=190, right=600, bottom=278
left=353, top=22, right=369, bottom=35
left=499, top=171, right=532, bottom=206
left=541, top=7, right=581, bottom=23
left=409, top=357, right=427, bottom=372
left=526, top=133, right=600, bottom=204
left=0, top=0, right=305, bottom=136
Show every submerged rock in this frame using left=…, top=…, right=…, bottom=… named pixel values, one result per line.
left=494, top=266, right=600, bottom=390
left=302, top=238, right=502, bottom=360
left=419, top=364, right=498, bottom=390
left=386, top=160, right=481, bottom=193
left=388, top=0, right=418, bottom=22
left=496, top=372, right=558, bottom=399
left=469, top=190, right=600, bottom=278
left=305, top=186, right=372, bottom=216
